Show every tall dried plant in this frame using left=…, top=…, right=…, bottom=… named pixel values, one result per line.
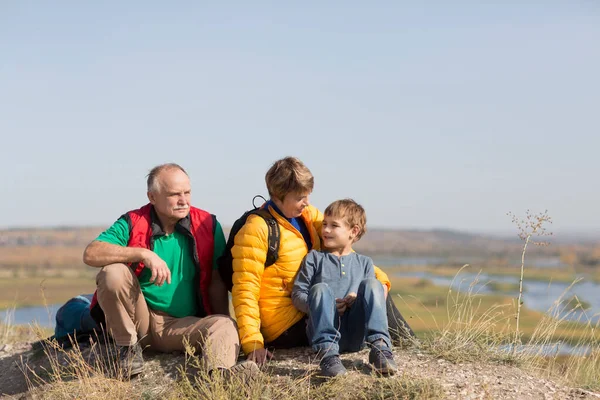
left=507, top=210, right=553, bottom=347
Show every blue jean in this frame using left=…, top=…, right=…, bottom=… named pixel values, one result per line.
left=307, top=278, right=392, bottom=359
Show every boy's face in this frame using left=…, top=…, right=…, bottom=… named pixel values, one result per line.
left=321, top=214, right=357, bottom=250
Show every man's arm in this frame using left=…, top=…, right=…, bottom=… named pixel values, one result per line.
left=83, top=217, right=142, bottom=268
left=83, top=240, right=172, bottom=286
left=208, top=272, right=230, bottom=315
left=83, top=240, right=150, bottom=268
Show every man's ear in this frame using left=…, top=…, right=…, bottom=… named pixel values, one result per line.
left=147, top=191, right=155, bottom=204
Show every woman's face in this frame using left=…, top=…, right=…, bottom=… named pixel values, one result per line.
left=273, top=192, right=310, bottom=218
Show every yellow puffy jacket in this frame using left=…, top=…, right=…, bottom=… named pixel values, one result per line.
left=231, top=204, right=391, bottom=355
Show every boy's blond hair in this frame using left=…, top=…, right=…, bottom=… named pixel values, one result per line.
left=324, top=199, right=367, bottom=241
left=265, top=157, right=314, bottom=201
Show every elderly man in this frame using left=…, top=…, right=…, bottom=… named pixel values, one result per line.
left=84, top=163, right=254, bottom=378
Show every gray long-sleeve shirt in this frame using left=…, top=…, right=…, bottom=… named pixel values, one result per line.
left=292, top=249, right=375, bottom=314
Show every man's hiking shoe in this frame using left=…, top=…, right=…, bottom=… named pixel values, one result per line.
left=118, top=343, right=144, bottom=377
left=319, top=355, right=347, bottom=377
left=368, top=342, right=398, bottom=375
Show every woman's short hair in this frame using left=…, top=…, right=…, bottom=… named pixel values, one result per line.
left=265, top=157, right=314, bottom=201
left=324, top=199, right=368, bottom=241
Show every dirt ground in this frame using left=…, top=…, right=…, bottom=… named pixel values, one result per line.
left=1, top=337, right=599, bottom=399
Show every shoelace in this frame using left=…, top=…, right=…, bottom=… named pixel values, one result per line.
left=381, top=349, right=394, bottom=360
left=372, top=347, right=394, bottom=360
left=322, top=356, right=342, bottom=369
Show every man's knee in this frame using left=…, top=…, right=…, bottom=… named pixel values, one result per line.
left=204, top=315, right=238, bottom=338
left=97, top=263, right=133, bottom=293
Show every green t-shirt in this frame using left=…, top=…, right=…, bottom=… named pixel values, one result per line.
left=96, top=216, right=226, bottom=318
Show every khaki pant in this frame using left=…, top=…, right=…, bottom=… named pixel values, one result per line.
left=96, top=263, right=239, bottom=369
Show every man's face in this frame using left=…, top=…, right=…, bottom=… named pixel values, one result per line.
left=147, top=168, right=191, bottom=225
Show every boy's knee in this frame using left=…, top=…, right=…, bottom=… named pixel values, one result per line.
left=309, top=283, right=333, bottom=301
left=359, top=278, right=383, bottom=293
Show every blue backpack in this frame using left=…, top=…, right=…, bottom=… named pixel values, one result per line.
left=53, top=294, right=100, bottom=347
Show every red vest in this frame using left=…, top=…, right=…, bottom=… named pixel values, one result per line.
left=90, top=204, right=215, bottom=322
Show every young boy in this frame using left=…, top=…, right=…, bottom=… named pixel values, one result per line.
left=291, top=199, right=398, bottom=377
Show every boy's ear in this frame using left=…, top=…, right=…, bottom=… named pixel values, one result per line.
left=350, top=224, right=361, bottom=239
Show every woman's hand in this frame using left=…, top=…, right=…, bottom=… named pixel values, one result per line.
left=246, top=348, right=274, bottom=365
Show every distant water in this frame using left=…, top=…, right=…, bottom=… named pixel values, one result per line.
left=0, top=304, right=60, bottom=328
left=372, top=256, right=566, bottom=268
left=394, top=271, right=600, bottom=324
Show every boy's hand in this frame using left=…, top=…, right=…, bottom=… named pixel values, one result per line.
left=335, top=298, right=347, bottom=315
left=344, top=292, right=357, bottom=308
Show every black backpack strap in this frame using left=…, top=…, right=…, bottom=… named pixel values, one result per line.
left=251, top=208, right=280, bottom=267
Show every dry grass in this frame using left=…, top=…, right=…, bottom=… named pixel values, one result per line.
left=416, top=268, right=517, bottom=365
left=172, top=340, right=443, bottom=400
left=18, top=333, right=443, bottom=400
left=513, top=285, right=600, bottom=390
left=22, top=328, right=145, bottom=400
left=400, top=270, right=600, bottom=391
left=1, top=307, right=15, bottom=344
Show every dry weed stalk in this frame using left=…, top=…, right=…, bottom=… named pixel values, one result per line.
left=507, top=210, right=553, bottom=347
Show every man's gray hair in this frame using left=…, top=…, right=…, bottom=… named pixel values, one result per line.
left=146, top=163, right=188, bottom=193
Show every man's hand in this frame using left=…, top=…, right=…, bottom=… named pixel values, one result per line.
left=335, top=298, right=347, bottom=315
left=344, top=292, right=357, bottom=308
left=246, top=348, right=273, bottom=365
left=142, top=250, right=171, bottom=286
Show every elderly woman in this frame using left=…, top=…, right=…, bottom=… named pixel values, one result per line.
left=231, top=157, right=412, bottom=365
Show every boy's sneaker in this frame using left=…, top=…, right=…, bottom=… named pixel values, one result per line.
left=368, top=340, right=398, bottom=375
left=118, top=343, right=144, bottom=377
left=319, top=355, right=347, bottom=377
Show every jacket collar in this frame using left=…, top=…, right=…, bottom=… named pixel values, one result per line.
left=149, top=205, right=192, bottom=237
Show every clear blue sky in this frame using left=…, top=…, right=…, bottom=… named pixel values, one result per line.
left=1, top=2, right=598, bottom=236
